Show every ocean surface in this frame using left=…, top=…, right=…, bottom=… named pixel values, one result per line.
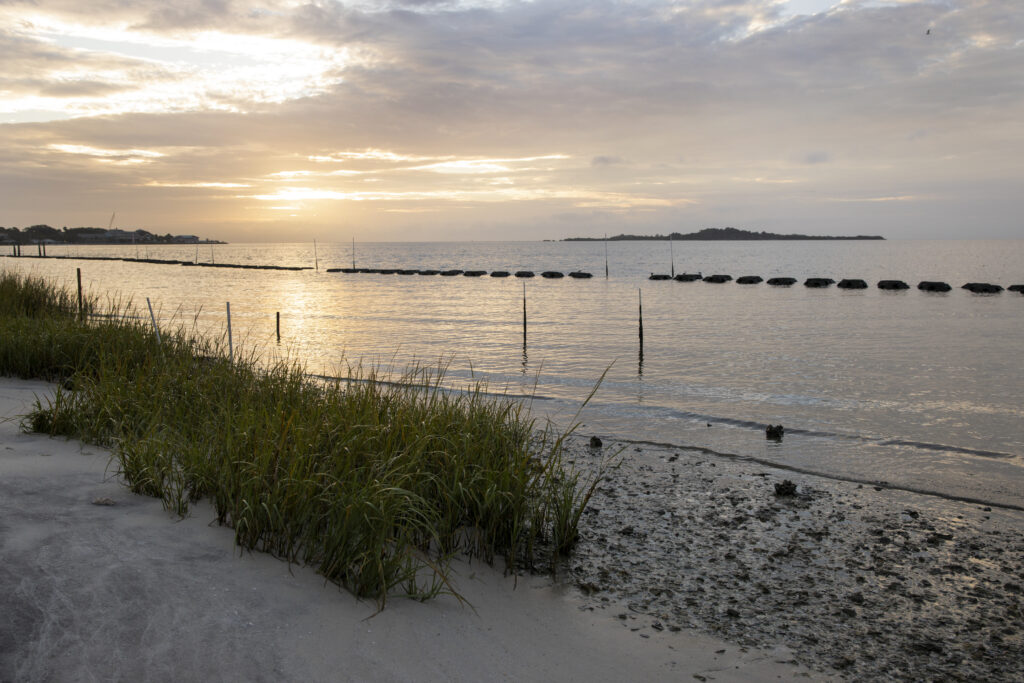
left=5, top=239, right=1023, bottom=508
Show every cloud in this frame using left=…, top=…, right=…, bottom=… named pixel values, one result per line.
left=0, top=0, right=1021, bottom=239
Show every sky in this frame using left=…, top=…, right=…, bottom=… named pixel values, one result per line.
left=1, top=0, right=1021, bottom=242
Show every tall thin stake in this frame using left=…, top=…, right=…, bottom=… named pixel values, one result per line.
left=669, top=237, right=675, bottom=278
left=276, top=311, right=281, bottom=343
left=76, top=268, right=83, bottom=319
left=146, top=298, right=161, bottom=345
left=226, top=301, right=233, bottom=363
left=352, top=237, right=356, bottom=270
left=638, top=288, right=644, bottom=357
left=314, top=239, right=319, bottom=272
left=522, top=282, right=527, bottom=348
left=604, top=233, right=609, bottom=279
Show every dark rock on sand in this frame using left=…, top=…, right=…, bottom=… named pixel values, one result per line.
left=765, top=424, right=784, bottom=440
left=774, top=480, right=798, bottom=497
left=589, top=436, right=603, bottom=449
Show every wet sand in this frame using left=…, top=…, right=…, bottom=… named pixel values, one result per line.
left=1, top=378, right=817, bottom=682
left=561, top=435, right=1024, bottom=681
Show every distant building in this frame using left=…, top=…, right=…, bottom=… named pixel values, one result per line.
left=173, top=235, right=200, bottom=243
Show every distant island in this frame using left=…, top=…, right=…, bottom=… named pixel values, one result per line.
left=0, top=224, right=224, bottom=245
left=564, top=227, right=884, bottom=241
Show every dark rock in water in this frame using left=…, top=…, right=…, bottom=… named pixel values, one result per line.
left=397, top=269, right=418, bottom=275
left=379, top=269, right=398, bottom=275
left=515, top=271, right=535, bottom=278
left=878, top=280, right=910, bottom=290
left=325, top=268, right=342, bottom=273
left=774, top=480, right=798, bottom=497
left=463, top=270, right=487, bottom=277
left=490, top=271, right=510, bottom=277
left=703, top=274, right=733, bottom=283
left=674, top=273, right=702, bottom=282
left=804, top=277, right=835, bottom=288
left=589, top=435, right=603, bottom=448
left=766, top=424, right=784, bottom=440
left=340, top=268, right=359, bottom=273
left=1007, top=284, right=1024, bottom=292
left=962, top=282, right=1003, bottom=294
left=767, top=277, right=797, bottom=286
left=569, top=271, right=593, bottom=278
left=648, top=273, right=671, bottom=280
left=918, top=281, right=951, bottom=292
left=440, top=269, right=463, bottom=276
left=418, top=269, right=440, bottom=275
left=542, top=271, right=564, bottom=278
left=736, top=275, right=763, bottom=284
left=837, top=279, right=868, bottom=289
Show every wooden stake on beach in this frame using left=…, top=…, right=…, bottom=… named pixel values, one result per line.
left=226, top=301, right=233, bottom=363
left=146, top=298, right=161, bottom=345
left=76, top=268, right=83, bottom=319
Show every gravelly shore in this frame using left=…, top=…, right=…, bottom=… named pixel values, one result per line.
left=556, top=435, right=1024, bottom=682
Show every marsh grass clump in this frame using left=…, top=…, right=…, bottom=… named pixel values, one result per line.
left=0, top=270, right=603, bottom=603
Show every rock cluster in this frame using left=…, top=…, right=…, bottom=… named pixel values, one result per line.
left=561, top=437, right=1024, bottom=682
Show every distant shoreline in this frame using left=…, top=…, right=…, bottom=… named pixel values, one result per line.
left=564, top=227, right=885, bottom=241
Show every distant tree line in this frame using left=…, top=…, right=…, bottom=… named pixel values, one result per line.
left=0, top=225, right=219, bottom=244
left=564, top=227, right=885, bottom=241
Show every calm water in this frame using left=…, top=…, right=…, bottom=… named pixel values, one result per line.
left=5, top=240, right=1023, bottom=507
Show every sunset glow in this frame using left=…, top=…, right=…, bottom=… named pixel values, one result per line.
left=1, top=1, right=1021, bottom=240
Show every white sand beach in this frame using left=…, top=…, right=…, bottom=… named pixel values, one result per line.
left=0, top=378, right=820, bottom=682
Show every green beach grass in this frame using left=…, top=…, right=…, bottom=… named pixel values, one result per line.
left=0, top=270, right=602, bottom=603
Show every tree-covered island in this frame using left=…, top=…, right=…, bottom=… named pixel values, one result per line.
left=0, top=224, right=224, bottom=245
left=565, top=227, right=884, bottom=241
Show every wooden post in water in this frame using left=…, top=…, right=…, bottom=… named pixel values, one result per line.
left=669, top=237, right=675, bottom=278
left=276, top=312, right=281, bottom=343
left=638, top=288, right=644, bottom=360
left=146, top=298, right=161, bottom=345
left=76, top=268, right=83, bottom=319
left=522, top=282, right=527, bottom=348
left=226, top=302, right=233, bottom=363
left=604, top=234, right=609, bottom=279
left=351, top=237, right=356, bottom=270
left=314, top=240, right=319, bottom=272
